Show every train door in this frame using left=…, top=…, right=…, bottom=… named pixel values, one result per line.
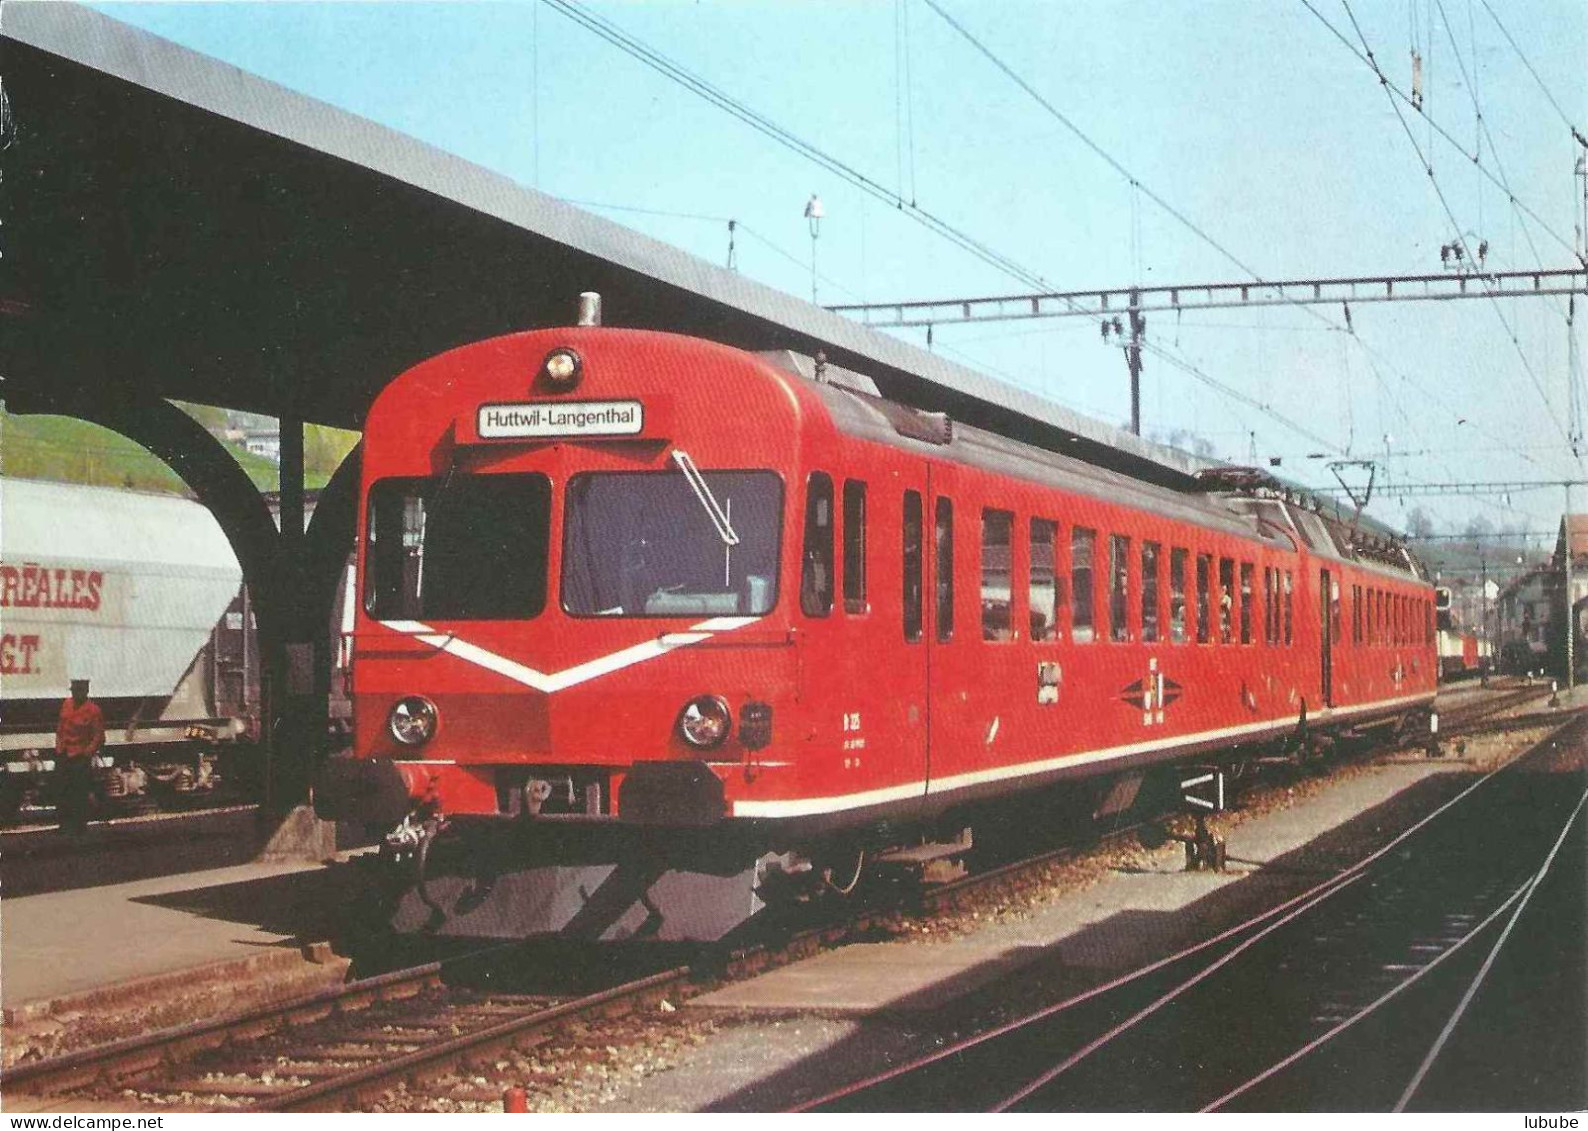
left=1319, top=567, right=1334, bottom=707
left=897, top=465, right=931, bottom=797
left=922, top=461, right=964, bottom=793
left=917, top=463, right=940, bottom=792
left=922, top=463, right=1026, bottom=794
left=797, top=463, right=928, bottom=807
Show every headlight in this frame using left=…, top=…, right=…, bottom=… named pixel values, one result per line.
left=541, top=347, right=583, bottom=389
left=677, top=695, right=732, bottom=749
left=389, top=696, right=439, bottom=746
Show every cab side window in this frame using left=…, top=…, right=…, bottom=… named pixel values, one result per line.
left=800, top=472, right=834, bottom=617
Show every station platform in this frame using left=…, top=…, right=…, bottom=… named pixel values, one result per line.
left=0, top=803, right=355, bottom=899
left=1, top=854, right=361, bottom=1013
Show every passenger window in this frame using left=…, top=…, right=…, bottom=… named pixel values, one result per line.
left=1072, top=528, right=1097, bottom=644
left=1269, top=568, right=1280, bottom=644
left=1110, top=534, right=1132, bottom=643
left=1276, top=565, right=1289, bottom=644
left=935, top=497, right=954, bottom=642
left=1141, top=542, right=1161, bottom=643
left=981, top=509, right=1013, bottom=642
left=903, top=491, right=923, bottom=642
left=1353, top=585, right=1362, bottom=644
left=1263, top=568, right=1274, bottom=644
left=1196, top=553, right=1212, bottom=643
left=842, top=480, right=867, bottom=614
left=800, top=472, right=834, bottom=617
left=1029, top=519, right=1062, bottom=642
left=1219, top=558, right=1235, bottom=644
left=1169, top=548, right=1188, bottom=643
left=1240, top=563, right=1253, bottom=644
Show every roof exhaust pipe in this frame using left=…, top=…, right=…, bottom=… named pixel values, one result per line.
left=577, top=292, right=602, bottom=327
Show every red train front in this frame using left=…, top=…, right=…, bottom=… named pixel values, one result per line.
left=317, top=301, right=1437, bottom=941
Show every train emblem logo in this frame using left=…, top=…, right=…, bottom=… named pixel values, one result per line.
left=1119, top=657, right=1182, bottom=726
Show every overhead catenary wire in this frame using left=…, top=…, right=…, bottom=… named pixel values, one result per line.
left=1299, top=0, right=1582, bottom=264
left=1138, top=338, right=1344, bottom=456
left=1431, top=0, right=1585, bottom=448
left=553, top=196, right=867, bottom=301
left=557, top=0, right=1554, bottom=502
left=895, top=0, right=919, bottom=207
left=1334, top=0, right=1581, bottom=472
left=921, top=0, right=1301, bottom=304
left=1476, top=0, right=1585, bottom=143
left=541, top=0, right=1052, bottom=292
left=1432, top=0, right=1570, bottom=323
left=920, top=0, right=1536, bottom=490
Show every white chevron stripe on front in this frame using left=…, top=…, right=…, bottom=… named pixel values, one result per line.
left=378, top=616, right=761, bottom=693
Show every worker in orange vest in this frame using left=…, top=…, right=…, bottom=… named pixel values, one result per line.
left=56, top=678, right=105, bottom=834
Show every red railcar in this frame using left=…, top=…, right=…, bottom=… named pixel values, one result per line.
left=316, top=312, right=1438, bottom=940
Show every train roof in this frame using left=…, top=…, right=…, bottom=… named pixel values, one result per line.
left=766, top=355, right=1425, bottom=582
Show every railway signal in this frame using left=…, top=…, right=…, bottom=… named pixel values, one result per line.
left=1179, top=767, right=1227, bottom=872
left=1180, top=768, right=1226, bottom=813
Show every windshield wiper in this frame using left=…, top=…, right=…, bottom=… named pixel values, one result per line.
left=670, top=449, right=741, bottom=546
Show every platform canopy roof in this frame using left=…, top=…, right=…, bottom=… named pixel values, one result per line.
left=0, top=3, right=1208, bottom=486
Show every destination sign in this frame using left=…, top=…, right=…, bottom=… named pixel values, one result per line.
left=478, top=400, right=644, bottom=440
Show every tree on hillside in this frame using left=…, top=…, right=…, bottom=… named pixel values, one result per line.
left=1406, top=507, right=1435, bottom=539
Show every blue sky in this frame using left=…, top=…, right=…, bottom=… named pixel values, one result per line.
left=96, top=0, right=1588, bottom=544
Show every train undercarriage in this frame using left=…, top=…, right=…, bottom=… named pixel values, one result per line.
left=340, top=703, right=1436, bottom=945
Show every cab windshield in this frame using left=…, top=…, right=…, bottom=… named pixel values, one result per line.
left=364, top=472, right=552, bottom=620
left=562, top=471, right=782, bottom=617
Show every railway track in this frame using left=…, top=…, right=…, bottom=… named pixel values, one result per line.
left=798, top=710, right=1587, bottom=1112
left=1434, top=679, right=1559, bottom=733
left=1, top=949, right=690, bottom=1112
left=5, top=683, right=1567, bottom=1113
